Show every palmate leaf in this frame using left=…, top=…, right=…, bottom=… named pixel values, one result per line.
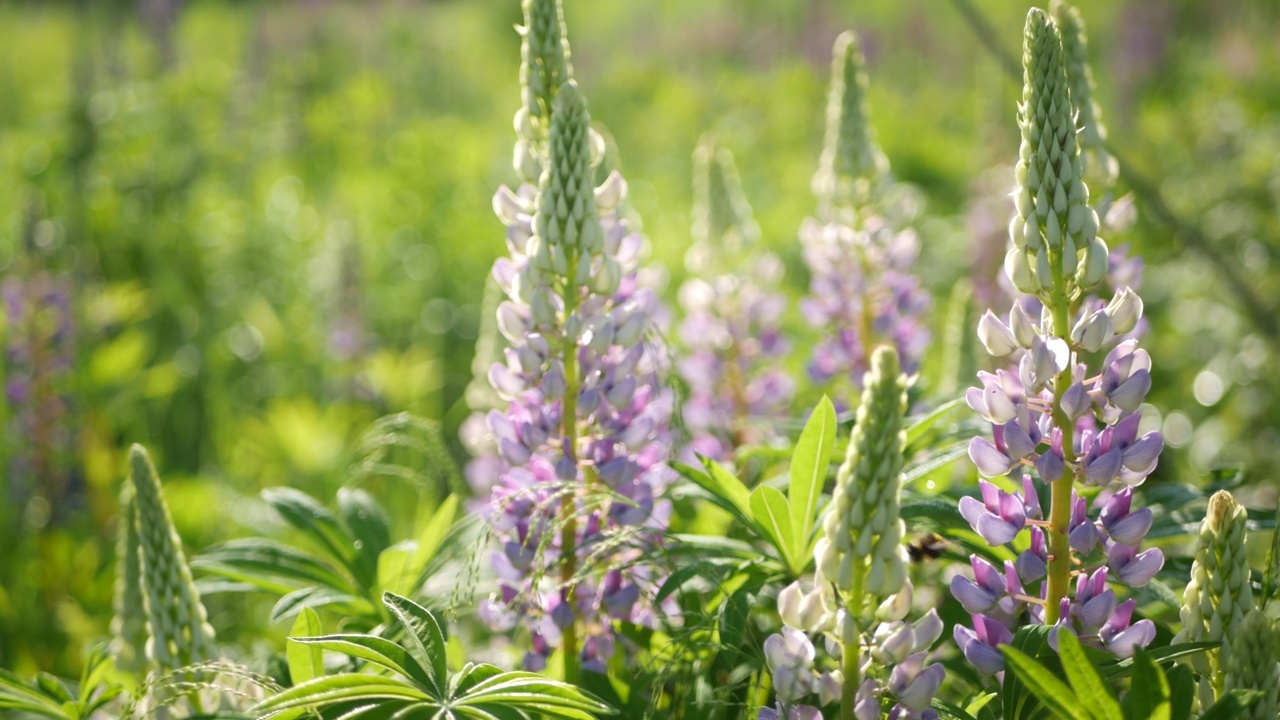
left=270, top=586, right=375, bottom=625
left=255, top=594, right=612, bottom=720
left=263, top=488, right=358, bottom=570
left=337, top=488, right=394, bottom=587
left=254, top=674, right=431, bottom=716
left=382, top=592, right=448, bottom=695
left=671, top=459, right=752, bottom=525
left=194, top=537, right=357, bottom=596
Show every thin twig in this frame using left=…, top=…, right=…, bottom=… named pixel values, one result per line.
left=948, top=0, right=1280, bottom=351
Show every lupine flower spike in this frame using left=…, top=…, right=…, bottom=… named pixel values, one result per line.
left=127, top=444, right=217, bottom=669
left=953, top=7, right=1165, bottom=672
left=800, top=32, right=930, bottom=395
left=1172, top=490, right=1257, bottom=708
left=1223, top=609, right=1280, bottom=720
left=756, top=346, right=943, bottom=720
left=677, top=135, right=792, bottom=461
left=479, top=75, right=675, bottom=681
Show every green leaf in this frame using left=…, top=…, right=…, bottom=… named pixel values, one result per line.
left=901, top=498, right=969, bottom=532
left=404, top=495, right=459, bottom=592
left=1056, top=631, right=1122, bottom=720
left=252, top=674, right=428, bottom=715
left=263, top=488, right=356, bottom=567
left=293, top=635, right=432, bottom=690
left=1121, top=652, right=1170, bottom=720
left=286, top=608, right=324, bottom=685
left=1099, top=641, right=1220, bottom=679
left=194, top=538, right=356, bottom=595
left=454, top=671, right=613, bottom=716
left=684, top=458, right=753, bottom=522
left=717, top=585, right=752, bottom=664
left=1198, top=691, right=1262, bottom=720
left=906, top=397, right=964, bottom=446
left=1001, top=645, right=1089, bottom=720
left=337, top=488, right=393, bottom=584
left=1166, top=665, right=1194, bottom=720
left=382, top=592, right=447, bottom=696
left=788, top=396, right=836, bottom=555
left=270, top=586, right=373, bottom=625
left=902, top=442, right=969, bottom=484
left=1000, top=625, right=1051, bottom=720
left=932, top=698, right=980, bottom=720
left=749, top=485, right=797, bottom=571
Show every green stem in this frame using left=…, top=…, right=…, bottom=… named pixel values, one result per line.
left=1044, top=246, right=1079, bottom=624
left=839, top=566, right=866, bottom=720
left=559, top=264, right=581, bottom=685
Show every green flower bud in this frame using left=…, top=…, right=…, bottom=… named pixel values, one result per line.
left=692, top=134, right=758, bottom=256
left=1009, top=9, right=1100, bottom=301
left=110, top=484, right=147, bottom=673
left=534, top=81, right=600, bottom=269
left=519, top=0, right=573, bottom=125
left=1173, top=490, right=1257, bottom=707
left=1224, top=609, right=1280, bottom=720
left=817, top=346, right=909, bottom=599
left=813, top=30, right=888, bottom=218
left=128, top=445, right=216, bottom=670
left=1051, top=0, right=1118, bottom=191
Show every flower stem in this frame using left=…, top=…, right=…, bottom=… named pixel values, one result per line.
left=840, top=565, right=866, bottom=720
left=559, top=266, right=581, bottom=685
left=1044, top=247, right=1079, bottom=624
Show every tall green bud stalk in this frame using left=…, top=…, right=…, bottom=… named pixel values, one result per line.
left=1224, top=609, right=1280, bottom=720
left=1006, top=9, right=1105, bottom=623
left=813, top=346, right=909, bottom=720
left=110, top=485, right=147, bottom=673
left=514, top=0, right=574, bottom=183
left=692, top=135, right=758, bottom=254
left=1050, top=0, right=1117, bottom=194
left=812, top=30, right=889, bottom=223
left=128, top=445, right=217, bottom=671
left=1173, top=490, right=1257, bottom=708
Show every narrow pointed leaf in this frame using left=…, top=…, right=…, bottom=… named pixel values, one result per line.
left=788, top=396, right=836, bottom=555
left=1057, top=631, right=1121, bottom=720
left=286, top=608, right=324, bottom=685
left=382, top=592, right=447, bottom=695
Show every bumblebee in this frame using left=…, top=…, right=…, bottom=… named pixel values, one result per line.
left=906, top=532, right=948, bottom=563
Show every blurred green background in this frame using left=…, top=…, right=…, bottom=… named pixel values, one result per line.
left=2, top=0, right=1278, bottom=676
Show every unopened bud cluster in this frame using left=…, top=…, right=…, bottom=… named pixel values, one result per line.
left=815, top=346, right=909, bottom=598
left=677, top=136, right=793, bottom=461
left=127, top=445, right=217, bottom=669
left=953, top=8, right=1164, bottom=672
left=1172, top=490, right=1257, bottom=707
left=1223, top=609, right=1280, bottom=720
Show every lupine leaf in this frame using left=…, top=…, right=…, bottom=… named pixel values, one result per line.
left=1121, top=652, right=1170, bottom=720
left=270, top=586, right=374, bottom=625
left=1002, top=625, right=1054, bottom=720
left=406, top=495, right=459, bottom=589
left=337, top=488, right=393, bottom=586
left=293, top=635, right=432, bottom=689
left=1056, top=631, right=1122, bottom=720
left=1198, top=691, right=1263, bottom=720
left=717, top=584, right=753, bottom=666
left=263, top=488, right=356, bottom=568
left=286, top=608, right=324, bottom=685
left=932, top=698, right=980, bottom=720
left=905, top=397, right=964, bottom=446
left=1001, top=644, right=1088, bottom=720
left=252, top=674, right=428, bottom=715
left=788, top=396, right=836, bottom=555
left=749, top=485, right=797, bottom=571
left=1098, top=641, right=1219, bottom=679
left=1166, top=665, right=1195, bottom=720
left=194, top=538, right=357, bottom=594
left=381, top=592, right=447, bottom=695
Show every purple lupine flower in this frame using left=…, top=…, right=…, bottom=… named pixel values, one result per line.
left=473, top=79, right=677, bottom=674
left=953, top=614, right=1013, bottom=674
left=800, top=34, right=931, bottom=395
left=3, top=265, right=77, bottom=514
left=676, top=137, right=793, bottom=461
left=951, top=8, right=1166, bottom=670
left=1099, top=599, right=1156, bottom=658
